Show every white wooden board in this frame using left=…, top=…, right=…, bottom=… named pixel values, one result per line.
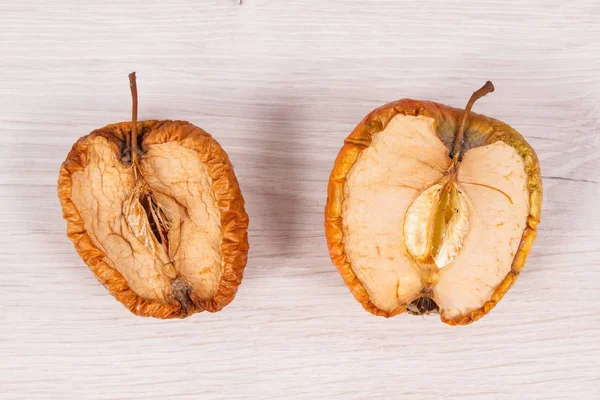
left=1, top=1, right=599, bottom=399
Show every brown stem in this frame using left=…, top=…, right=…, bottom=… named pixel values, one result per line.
left=451, top=81, right=495, bottom=162
left=128, top=72, right=139, bottom=166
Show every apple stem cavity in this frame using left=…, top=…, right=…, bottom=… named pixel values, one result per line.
left=451, top=81, right=495, bottom=162
left=128, top=72, right=139, bottom=167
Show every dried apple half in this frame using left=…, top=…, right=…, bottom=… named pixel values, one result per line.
left=58, top=73, right=249, bottom=318
left=325, top=82, right=542, bottom=325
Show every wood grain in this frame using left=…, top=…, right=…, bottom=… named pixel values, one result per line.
left=1, top=1, right=599, bottom=399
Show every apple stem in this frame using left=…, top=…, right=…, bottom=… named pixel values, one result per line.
left=451, top=81, right=495, bottom=162
left=128, top=72, right=139, bottom=166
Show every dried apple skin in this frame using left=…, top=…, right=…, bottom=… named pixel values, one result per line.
left=58, top=120, right=249, bottom=318
left=324, top=100, right=542, bottom=325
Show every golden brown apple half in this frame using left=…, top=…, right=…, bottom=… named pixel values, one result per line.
left=325, top=82, right=542, bottom=325
left=58, top=73, right=249, bottom=318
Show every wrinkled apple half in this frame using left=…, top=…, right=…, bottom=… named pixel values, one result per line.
left=58, top=73, right=249, bottom=318
left=325, top=82, right=542, bottom=325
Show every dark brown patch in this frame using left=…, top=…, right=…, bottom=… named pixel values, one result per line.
left=139, top=192, right=170, bottom=246
left=407, top=297, right=440, bottom=316
left=171, top=278, right=196, bottom=315
left=139, top=194, right=163, bottom=244
left=120, top=145, right=132, bottom=165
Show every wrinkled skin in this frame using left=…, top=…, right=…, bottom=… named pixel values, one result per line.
left=58, top=120, right=249, bottom=318
left=325, top=100, right=542, bottom=325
